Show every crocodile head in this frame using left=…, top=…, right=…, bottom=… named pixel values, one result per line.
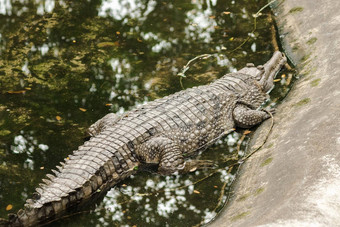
left=238, top=51, right=287, bottom=93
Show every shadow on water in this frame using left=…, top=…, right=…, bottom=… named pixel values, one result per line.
left=0, top=0, right=295, bottom=226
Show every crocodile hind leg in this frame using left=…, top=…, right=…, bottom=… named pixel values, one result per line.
left=233, top=104, right=273, bottom=128
left=137, top=137, right=214, bottom=175
left=87, top=113, right=121, bottom=137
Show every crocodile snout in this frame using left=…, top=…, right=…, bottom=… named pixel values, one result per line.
left=238, top=51, right=287, bottom=92
left=261, top=51, right=287, bottom=92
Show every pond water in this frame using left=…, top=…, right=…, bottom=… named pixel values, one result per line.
left=0, top=0, right=294, bottom=226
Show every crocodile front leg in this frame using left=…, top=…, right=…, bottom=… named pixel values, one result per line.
left=137, top=137, right=213, bottom=175
left=233, top=104, right=272, bottom=128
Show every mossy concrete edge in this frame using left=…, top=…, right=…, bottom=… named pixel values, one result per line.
left=211, top=0, right=340, bottom=226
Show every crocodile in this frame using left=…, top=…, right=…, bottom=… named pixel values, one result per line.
left=1, top=51, right=287, bottom=227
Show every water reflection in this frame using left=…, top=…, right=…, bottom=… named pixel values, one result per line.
left=0, top=0, right=292, bottom=226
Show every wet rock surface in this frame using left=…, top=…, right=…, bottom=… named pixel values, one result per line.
left=211, top=0, right=340, bottom=226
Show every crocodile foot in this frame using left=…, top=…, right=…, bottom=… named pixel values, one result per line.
left=264, top=106, right=276, bottom=114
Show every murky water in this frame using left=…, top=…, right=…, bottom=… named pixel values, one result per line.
left=0, top=0, right=294, bottom=226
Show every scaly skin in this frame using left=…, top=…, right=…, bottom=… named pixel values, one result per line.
left=1, top=51, right=286, bottom=227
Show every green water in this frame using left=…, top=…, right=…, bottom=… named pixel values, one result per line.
left=0, top=0, right=294, bottom=226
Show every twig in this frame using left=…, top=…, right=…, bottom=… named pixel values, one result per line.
left=268, top=13, right=293, bottom=70
left=177, top=54, right=213, bottom=89
left=228, top=0, right=278, bottom=53
left=269, top=13, right=279, bottom=51
left=177, top=0, right=278, bottom=88
left=236, top=133, right=246, bottom=154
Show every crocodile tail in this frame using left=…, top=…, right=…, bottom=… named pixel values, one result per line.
left=5, top=136, right=139, bottom=226
left=6, top=169, right=136, bottom=227
left=6, top=173, right=133, bottom=227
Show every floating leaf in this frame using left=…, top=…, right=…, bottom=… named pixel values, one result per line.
left=97, top=42, right=117, bottom=48
left=281, top=74, right=286, bottom=78
left=79, top=108, right=87, bottom=112
left=40, top=166, right=44, bottom=170
left=244, top=130, right=251, bottom=135
left=223, top=11, right=231, bottom=15
left=214, top=185, right=218, bottom=188
left=193, top=190, right=200, bottom=194
left=116, top=31, right=120, bottom=35
left=0, top=130, right=11, bottom=136
left=56, top=116, right=62, bottom=121
left=273, top=79, right=281, bottom=82
left=229, top=37, right=234, bottom=41
left=209, top=15, right=216, bottom=19
left=105, top=103, right=112, bottom=106
left=7, top=90, right=26, bottom=94
left=6, top=204, right=13, bottom=211
left=122, top=184, right=127, bottom=187
left=189, top=167, right=197, bottom=172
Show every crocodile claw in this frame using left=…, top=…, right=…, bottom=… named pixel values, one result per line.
left=264, top=107, right=276, bottom=115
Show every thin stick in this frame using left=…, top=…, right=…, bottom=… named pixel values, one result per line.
left=177, top=0, right=278, bottom=87
left=177, top=54, right=213, bottom=89
left=268, top=13, right=293, bottom=70
left=228, top=0, right=277, bottom=53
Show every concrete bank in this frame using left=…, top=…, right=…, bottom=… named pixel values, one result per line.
left=211, top=0, right=340, bottom=226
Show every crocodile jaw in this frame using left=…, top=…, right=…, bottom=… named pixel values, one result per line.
left=238, top=51, right=287, bottom=93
